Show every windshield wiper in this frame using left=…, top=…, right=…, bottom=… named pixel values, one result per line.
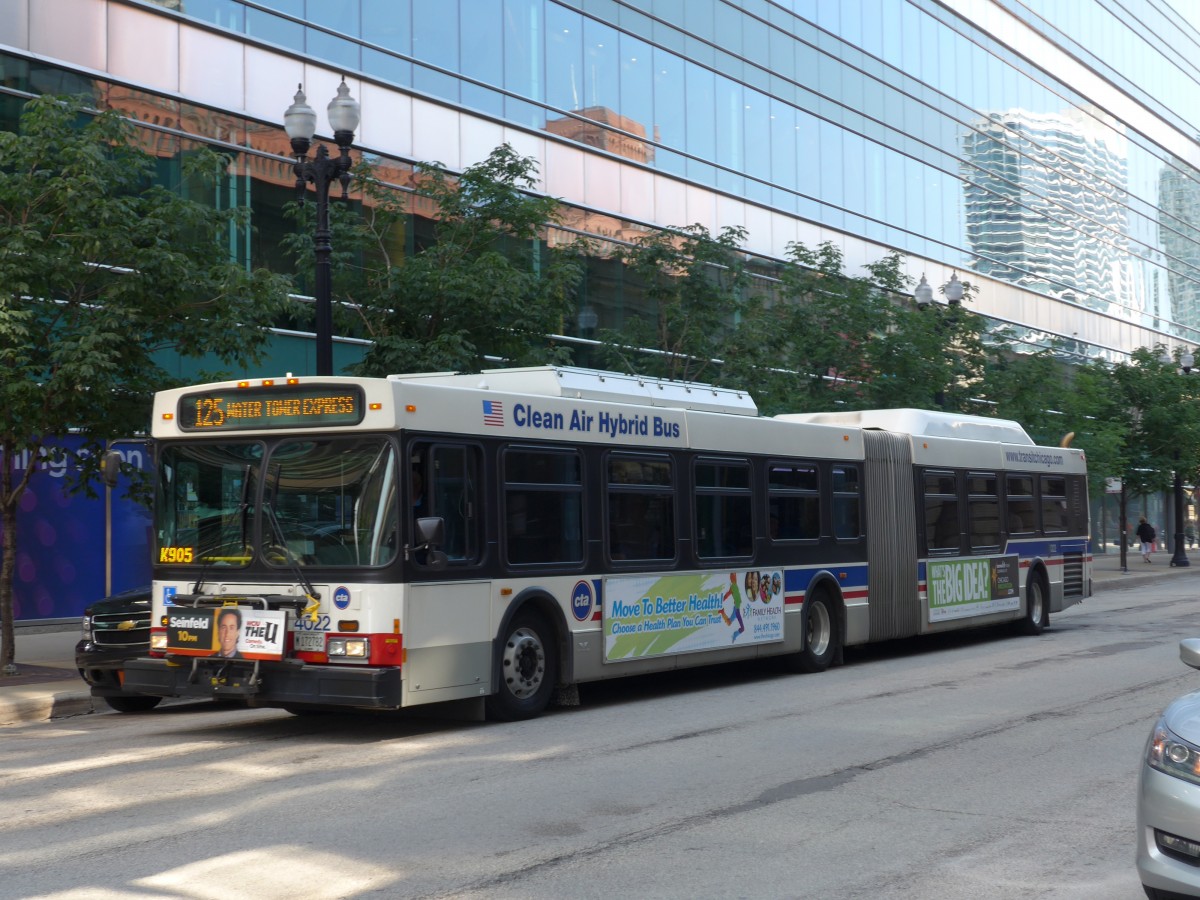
left=263, top=468, right=321, bottom=618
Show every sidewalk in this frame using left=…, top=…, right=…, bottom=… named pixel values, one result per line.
left=0, top=625, right=96, bottom=726
left=1, top=550, right=1196, bottom=726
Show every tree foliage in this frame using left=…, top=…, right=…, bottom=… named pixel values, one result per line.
left=598, top=232, right=991, bottom=417
left=596, top=224, right=751, bottom=384
left=0, top=95, right=291, bottom=672
left=330, top=144, right=584, bottom=376
left=975, top=347, right=1067, bottom=446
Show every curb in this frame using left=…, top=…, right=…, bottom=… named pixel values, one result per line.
left=0, top=690, right=94, bottom=727
left=1092, top=568, right=1200, bottom=595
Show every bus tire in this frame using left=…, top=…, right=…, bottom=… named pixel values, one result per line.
left=485, top=609, right=558, bottom=722
left=792, top=588, right=838, bottom=674
left=282, top=705, right=331, bottom=716
left=1019, top=571, right=1049, bottom=636
left=103, top=694, right=162, bottom=713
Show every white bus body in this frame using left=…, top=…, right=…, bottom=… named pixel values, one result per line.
left=125, top=367, right=1091, bottom=719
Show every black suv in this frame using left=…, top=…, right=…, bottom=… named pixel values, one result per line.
left=75, top=586, right=161, bottom=712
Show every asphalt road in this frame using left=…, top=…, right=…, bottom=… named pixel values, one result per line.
left=2, top=581, right=1197, bottom=900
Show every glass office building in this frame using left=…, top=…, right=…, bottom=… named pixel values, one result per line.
left=3, top=0, right=1200, bottom=370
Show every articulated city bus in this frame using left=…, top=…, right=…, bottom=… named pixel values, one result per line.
left=123, top=366, right=1091, bottom=720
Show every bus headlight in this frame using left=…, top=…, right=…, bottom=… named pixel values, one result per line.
left=327, top=637, right=369, bottom=658
left=150, top=633, right=168, bottom=652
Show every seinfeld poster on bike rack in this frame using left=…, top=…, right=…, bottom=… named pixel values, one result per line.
left=604, top=570, right=784, bottom=662
left=926, top=555, right=1020, bottom=623
left=164, top=607, right=287, bottom=659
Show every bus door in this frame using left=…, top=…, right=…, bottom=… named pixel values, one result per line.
left=862, top=430, right=920, bottom=639
left=402, top=442, right=492, bottom=707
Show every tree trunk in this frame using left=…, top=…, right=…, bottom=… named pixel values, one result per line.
left=1, top=440, right=18, bottom=674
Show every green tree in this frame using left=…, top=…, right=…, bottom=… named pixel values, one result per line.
left=1056, top=346, right=1200, bottom=566
left=873, top=274, right=990, bottom=413
left=341, top=144, right=583, bottom=375
left=0, top=95, right=291, bottom=673
left=1057, top=356, right=1129, bottom=519
left=764, top=241, right=893, bottom=410
left=596, top=224, right=751, bottom=384
left=976, top=347, right=1069, bottom=444
left=751, top=246, right=988, bottom=415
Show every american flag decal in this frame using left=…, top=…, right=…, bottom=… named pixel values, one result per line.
left=482, top=399, right=505, bottom=426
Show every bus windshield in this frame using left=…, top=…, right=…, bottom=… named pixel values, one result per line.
left=156, top=436, right=400, bottom=568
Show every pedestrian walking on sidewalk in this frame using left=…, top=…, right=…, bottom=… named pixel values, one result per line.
left=1136, top=516, right=1157, bottom=563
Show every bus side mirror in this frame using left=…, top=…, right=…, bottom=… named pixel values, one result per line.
left=101, top=450, right=123, bottom=489
left=416, top=516, right=445, bottom=546
left=415, top=516, right=448, bottom=571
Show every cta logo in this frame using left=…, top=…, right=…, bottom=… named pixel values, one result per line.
left=333, top=586, right=351, bottom=611
left=570, top=581, right=594, bottom=622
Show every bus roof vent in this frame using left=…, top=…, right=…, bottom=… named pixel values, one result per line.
left=389, top=366, right=759, bottom=416
left=775, top=408, right=1035, bottom=445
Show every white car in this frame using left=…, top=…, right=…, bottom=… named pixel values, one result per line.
left=1138, top=638, right=1200, bottom=899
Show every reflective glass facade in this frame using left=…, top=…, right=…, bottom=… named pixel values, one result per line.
left=4, top=0, right=1200, bottom=365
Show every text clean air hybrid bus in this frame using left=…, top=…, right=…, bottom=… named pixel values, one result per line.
left=123, top=366, right=1091, bottom=720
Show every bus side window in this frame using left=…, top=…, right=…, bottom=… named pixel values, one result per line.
left=967, top=472, right=1000, bottom=551
left=924, top=469, right=960, bottom=552
left=767, top=462, right=820, bottom=541
left=1005, top=474, right=1037, bottom=534
left=832, top=465, right=861, bottom=540
left=1041, top=475, right=1068, bottom=534
left=414, top=443, right=482, bottom=564
left=694, top=459, right=752, bottom=559
left=607, top=454, right=675, bottom=562
left=503, top=448, right=584, bottom=565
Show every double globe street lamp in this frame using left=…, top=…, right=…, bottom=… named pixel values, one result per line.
left=913, top=271, right=964, bottom=308
left=913, top=272, right=966, bottom=408
left=283, top=79, right=360, bottom=377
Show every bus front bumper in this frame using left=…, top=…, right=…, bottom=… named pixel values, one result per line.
left=122, top=657, right=403, bottom=709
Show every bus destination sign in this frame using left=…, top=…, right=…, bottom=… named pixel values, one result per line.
left=178, top=385, right=365, bottom=432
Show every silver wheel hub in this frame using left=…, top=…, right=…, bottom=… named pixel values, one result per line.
left=807, top=602, right=831, bottom=656
left=501, top=626, right=545, bottom=698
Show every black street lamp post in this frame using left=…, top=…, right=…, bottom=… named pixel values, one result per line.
left=914, top=272, right=965, bottom=408
left=1171, top=456, right=1190, bottom=567
left=284, top=80, right=360, bottom=376
left=1168, top=349, right=1196, bottom=567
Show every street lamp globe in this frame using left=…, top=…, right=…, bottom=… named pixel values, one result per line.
left=327, top=80, right=361, bottom=139
left=283, top=85, right=317, bottom=154
left=944, top=272, right=964, bottom=305
left=914, top=274, right=934, bottom=308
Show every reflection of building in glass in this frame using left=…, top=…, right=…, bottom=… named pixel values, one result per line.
left=545, top=107, right=655, bottom=165
left=962, top=109, right=1130, bottom=318
left=1158, top=160, right=1200, bottom=329
left=7, top=0, right=1200, bottom=363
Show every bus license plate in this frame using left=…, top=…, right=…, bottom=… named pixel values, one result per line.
left=294, top=631, right=325, bottom=652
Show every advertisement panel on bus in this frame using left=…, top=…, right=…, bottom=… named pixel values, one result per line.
left=604, top=569, right=785, bottom=661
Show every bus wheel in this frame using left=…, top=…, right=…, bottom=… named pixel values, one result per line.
left=1019, top=572, right=1049, bottom=636
left=485, top=609, right=558, bottom=722
left=792, top=589, right=838, bottom=674
left=103, top=694, right=162, bottom=713
left=282, top=705, right=331, bottom=716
